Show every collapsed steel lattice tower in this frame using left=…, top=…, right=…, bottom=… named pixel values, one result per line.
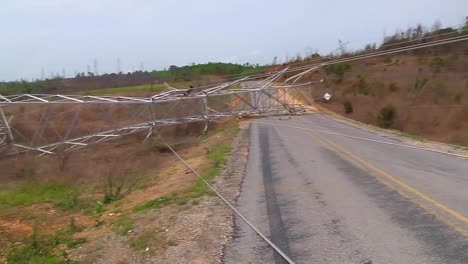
left=0, top=68, right=318, bottom=156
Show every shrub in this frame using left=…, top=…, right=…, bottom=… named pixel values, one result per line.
left=389, top=82, right=399, bottom=92
left=356, top=76, right=369, bottom=95
left=409, top=77, right=428, bottom=92
left=376, top=106, right=396, bottom=128
left=429, top=57, right=444, bottom=74
left=326, top=62, right=352, bottom=80
left=343, top=101, right=353, bottom=114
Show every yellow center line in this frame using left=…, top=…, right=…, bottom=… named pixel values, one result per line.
left=256, top=120, right=468, bottom=237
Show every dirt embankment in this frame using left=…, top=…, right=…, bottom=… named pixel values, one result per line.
left=300, top=42, right=468, bottom=146
left=0, top=120, right=248, bottom=263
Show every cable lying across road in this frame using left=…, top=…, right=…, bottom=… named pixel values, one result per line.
left=252, top=121, right=468, bottom=160
left=164, top=144, right=296, bottom=264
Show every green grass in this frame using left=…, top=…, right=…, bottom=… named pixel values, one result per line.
left=82, top=84, right=166, bottom=95
left=0, top=181, right=79, bottom=210
left=400, top=132, right=426, bottom=142
left=202, top=121, right=240, bottom=139
left=7, top=223, right=85, bottom=264
left=111, top=215, right=134, bottom=236
left=133, top=195, right=174, bottom=213
left=128, top=230, right=156, bottom=250
left=81, top=82, right=190, bottom=95
left=133, top=122, right=238, bottom=213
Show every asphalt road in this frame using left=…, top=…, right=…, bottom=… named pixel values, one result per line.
left=223, top=114, right=468, bottom=264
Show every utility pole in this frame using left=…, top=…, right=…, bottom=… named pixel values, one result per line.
left=117, top=58, right=122, bottom=74
left=93, top=59, right=99, bottom=75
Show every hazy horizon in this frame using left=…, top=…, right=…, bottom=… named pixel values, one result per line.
left=1, top=0, right=467, bottom=81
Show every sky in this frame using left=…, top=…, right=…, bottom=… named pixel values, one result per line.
left=0, top=0, right=467, bottom=81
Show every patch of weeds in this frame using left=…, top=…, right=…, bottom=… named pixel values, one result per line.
left=133, top=141, right=232, bottom=213
left=376, top=105, right=397, bottom=128
left=55, top=193, right=80, bottom=210
left=68, top=217, right=84, bottom=233
left=353, top=75, right=369, bottom=95
left=388, top=82, right=399, bottom=92
left=429, top=57, right=444, bottom=74
left=7, top=224, right=85, bottom=264
left=400, top=132, right=426, bottom=142
left=134, top=171, right=159, bottom=191
left=188, top=142, right=231, bottom=197
left=112, top=215, right=134, bottom=236
left=202, top=121, right=240, bottom=139
left=103, top=175, right=127, bottom=204
left=325, top=62, right=352, bottom=82
left=133, top=196, right=174, bottom=213
left=133, top=124, right=236, bottom=213
left=128, top=230, right=155, bottom=250
left=343, top=101, right=353, bottom=114
left=84, top=201, right=106, bottom=227
left=0, top=181, right=80, bottom=210
left=206, top=143, right=230, bottom=168
left=408, top=77, right=428, bottom=92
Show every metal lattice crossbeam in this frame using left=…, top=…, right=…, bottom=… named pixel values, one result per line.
left=0, top=69, right=318, bottom=157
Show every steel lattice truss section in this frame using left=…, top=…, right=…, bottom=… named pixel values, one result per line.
left=0, top=68, right=319, bottom=156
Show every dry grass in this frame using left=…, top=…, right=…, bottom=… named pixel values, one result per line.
left=0, top=116, right=240, bottom=263
left=302, top=43, right=468, bottom=146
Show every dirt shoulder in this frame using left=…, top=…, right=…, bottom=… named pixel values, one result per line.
left=0, top=120, right=250, bottom=264
left=68, top=122, right=250, bottom=264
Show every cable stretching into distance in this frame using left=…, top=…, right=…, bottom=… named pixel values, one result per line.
left=252, top=121, right=468, bottom=160
left=164, top=143, right=296, bottom=264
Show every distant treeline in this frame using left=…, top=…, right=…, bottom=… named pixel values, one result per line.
left=0, top=62, right=262, bottom=95
left=151, top=62, right=262, bottom=82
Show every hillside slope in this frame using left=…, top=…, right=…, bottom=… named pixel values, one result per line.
left=305, top=41, right=468, bottom=146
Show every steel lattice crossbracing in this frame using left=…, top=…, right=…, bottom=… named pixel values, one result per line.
left=3, top=34, right=468, bottom=157
left=0, top=70, right=318, bottom=156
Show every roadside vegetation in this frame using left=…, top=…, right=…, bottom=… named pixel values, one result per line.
left=0, top=120, right=240, bottom=263
left=296, top=18, right=468, bottom=147
left=0, top=62, right=260, bottom=95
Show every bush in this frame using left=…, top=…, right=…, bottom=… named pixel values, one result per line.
left=355, top=76, right=369, bottom=95
left=388, top=82, right=399, bottom=92
left=409, top=77, right=428, bottom=92
left=429, top=57, right=444, bottom=74
left=326, top=62, right=352, bottom=80
left=343, top=101, right=353, bottom=114
left=376, top=106, right=396, bottom=128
